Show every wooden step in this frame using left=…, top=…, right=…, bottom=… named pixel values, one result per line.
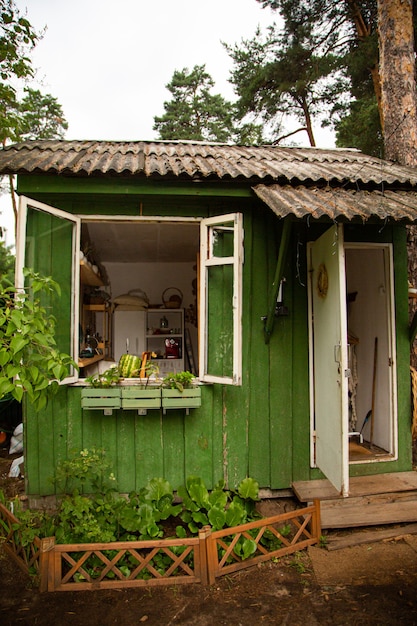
left=292, top=471, right=417, bottom=529
left=292, top=471, right=417, bottom=501
left=320, top=491, right=417, bottom=529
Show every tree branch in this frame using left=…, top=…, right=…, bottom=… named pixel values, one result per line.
left=273, top=127, right=309, bottom=144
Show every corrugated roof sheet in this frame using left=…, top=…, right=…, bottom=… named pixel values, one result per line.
left=253, top=184, right=417, bottom=222
left=1, top=139, right=417, bottom=187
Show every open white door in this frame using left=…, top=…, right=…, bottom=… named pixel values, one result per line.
left=309, top=224, right=350, bottom=496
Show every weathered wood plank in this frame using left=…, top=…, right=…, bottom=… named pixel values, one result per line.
left=293, top=471, right=417, bottom=501
left=248, top=211, right=273, bottom=486
left=321, top=492, right=417, bottom=528
left=326, top=523, right=417, bottom=550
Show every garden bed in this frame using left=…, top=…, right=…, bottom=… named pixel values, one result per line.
left=0, top=500, right=320, bottom=592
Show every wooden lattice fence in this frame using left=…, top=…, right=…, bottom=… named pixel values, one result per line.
left=205, top=501, right=321, bottom=584
left=0, top=500, right=321, bottom=592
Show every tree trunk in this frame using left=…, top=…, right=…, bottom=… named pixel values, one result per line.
left=378, top=0, right=417, bottom=367
left=378, top=0, right=417, bottom=164
left=300, top=95, right=316, bottom=146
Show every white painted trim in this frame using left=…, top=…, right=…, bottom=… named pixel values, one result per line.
left=76, top=214, right=201, bottom=224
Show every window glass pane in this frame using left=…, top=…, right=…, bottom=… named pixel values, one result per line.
left=211, top=225, right=234, bottom=258
left=206, top=264, right=233, bottom=379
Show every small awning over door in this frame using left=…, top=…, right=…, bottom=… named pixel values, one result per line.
left=253, top=184, right=417, bottom=222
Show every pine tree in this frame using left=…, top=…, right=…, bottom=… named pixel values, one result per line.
left=229, top=0, right=416, bottom=152
left=153, top=65, right=236, bottom=143
left=226, top=17, right=345, bottom=146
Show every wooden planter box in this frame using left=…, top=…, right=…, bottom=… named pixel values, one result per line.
left=121, top=386, right=161, bottom=411
left=81, top=387, right=121, bottom=412
left=80, top=386, right=201, bottom=415
left=162, top=387, right=201, bottom=413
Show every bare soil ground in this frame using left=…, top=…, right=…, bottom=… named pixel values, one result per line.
left=1, top=446, right=417, bottom=625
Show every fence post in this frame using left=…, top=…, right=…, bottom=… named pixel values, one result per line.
left=204, top=525, right=219, bottom=586
left=312, top=499, right=321, bottom=541
left=38, top=537, right=55, bottom=593
left=198, top=525, right=211, bottom=586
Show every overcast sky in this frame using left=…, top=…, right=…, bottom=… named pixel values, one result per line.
left=17, top=0, right=282, bottom=140
left=1, top=0, right=335, bottom=242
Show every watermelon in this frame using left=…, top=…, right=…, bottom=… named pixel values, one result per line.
left=118, top=354, right=141, bottom=378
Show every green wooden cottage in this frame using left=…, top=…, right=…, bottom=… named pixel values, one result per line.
left=1, top=139, right=417, bottom=505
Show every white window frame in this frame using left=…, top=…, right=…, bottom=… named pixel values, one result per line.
left=199, top=213, right=244, bottom=385
left=17, top=200, right=243, bottom=387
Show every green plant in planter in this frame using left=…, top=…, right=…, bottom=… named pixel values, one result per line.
left=141, top=360, right=161, bottom=385
left=162, top=370, right=195, bottom=392
left=85, top=366, right=120, bottom=388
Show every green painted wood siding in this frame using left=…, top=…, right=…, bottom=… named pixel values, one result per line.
left=19, top=185, right=412, bottom=497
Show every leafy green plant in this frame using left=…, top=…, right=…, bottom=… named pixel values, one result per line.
left=142, top=361, right=160, bottom=382
left=0, top=493, right=54, bottom=573
left=85, top=366, right=121, bottom=388
left=54, top=492, right=120, bottom=544
left=85, top=362, right=161, bottom=389
left=53, top=448, right=117, bottom=496
left=1, top=448, right=305, bottom=584
left=290, top=551, right=308, bottom=574
left=177, top=475, right=260, bottom=534
left=0, top=269, right=77, bottom=410
left=162, top=370, right=196, bottom=392
left=118, top=478, right=182, bottom=540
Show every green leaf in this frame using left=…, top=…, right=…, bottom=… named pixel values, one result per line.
left=235, top=538, right=257, bottom=561
left=0, top=350, right=11, bottom=366
left=237, top=477, right=259, bottom=501
left=176, top=525, right=187, bottom=538
left=119, top=565, right=130, bottom=577
left=177, top=484, right=198, bottom=511
left=145, top=477, right=173, bottom=502
left=192, top=510, right=208, bottom=526
left=6, top=364, right=20, bottom=378
left=207, top=505, right=226, bottom=530
left=208, top=489, right=228, bottom=509
left=225, top=501, right=246, bottom=527
left=186, top=476, right=209, bottom=508
left=0, top=377, right=14, bottom=395
left=33, top=332, right=50, bottom=347
left=10, top=335, right=28, bottom=354
left=12, top=386, right=24, bottom=403
left=10, top=309, right=23, bottom=328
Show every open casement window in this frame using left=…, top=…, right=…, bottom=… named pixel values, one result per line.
left=199, top=213, right=244, bottom=385
left=16, top=196, right=80, bottom=384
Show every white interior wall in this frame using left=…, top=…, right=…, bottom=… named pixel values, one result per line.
left=103, top=261, right=198, bottom=369
left=346, top=248, right=392, bottom=451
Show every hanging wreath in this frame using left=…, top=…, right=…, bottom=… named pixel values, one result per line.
left=317, top=263, right=329, bottom=298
